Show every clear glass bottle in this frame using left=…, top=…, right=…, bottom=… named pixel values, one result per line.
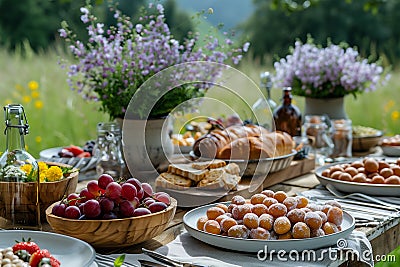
left=251, top=72, right=276, bottom=130
left=0, top=104, right=41, bottom=230
left=331, top=119, right=353, bottom=159
left=273, top=87, right=302, bottom=136
left=93, top=122, right=126, bottom=179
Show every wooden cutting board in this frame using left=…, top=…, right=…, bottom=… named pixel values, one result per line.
left=155, top=156, right=315, bottom=207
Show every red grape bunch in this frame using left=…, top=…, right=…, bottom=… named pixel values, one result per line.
left=52, top=174, right=171, bottom=220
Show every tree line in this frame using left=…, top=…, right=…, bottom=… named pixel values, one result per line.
left=1, top=0, right=399, bottom=67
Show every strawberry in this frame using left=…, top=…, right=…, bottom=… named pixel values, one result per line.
left=65, top=145, right=84, bottom=157
left=77, top=151, right=91, bottom=158
left=50, top=255, right=61, bottom=267
left=29, top=249, right=51, bottom=267
left=12, top=237, right=40, bottom=254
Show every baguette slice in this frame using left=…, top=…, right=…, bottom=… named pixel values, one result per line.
left=222, top=172, right=241, bottom=191
left=155, top=172, right=193, bottom=189
left=191, top=159, right=226, bottom=170
left=223, top=163, right=240, bottom=176
left=168, top=163, right=209, bottom=182
left=197, top=176, right=225, bottom=190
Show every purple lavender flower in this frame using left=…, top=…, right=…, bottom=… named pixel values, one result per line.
left=272, top=39, right=389, bottom=98
left=59, top=2, right=249, bottom=119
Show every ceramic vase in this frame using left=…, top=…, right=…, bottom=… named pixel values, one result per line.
left=304, top=97, right=347, bottom=120
left=120, top=117, right=174, bottom=178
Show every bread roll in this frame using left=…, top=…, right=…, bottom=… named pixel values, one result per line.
left=193, top=124, right=294, bottom=160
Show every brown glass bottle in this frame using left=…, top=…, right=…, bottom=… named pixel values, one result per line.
left=273, top=87, right=302, bottom=136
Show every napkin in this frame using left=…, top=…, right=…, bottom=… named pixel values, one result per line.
left=155, top=231, right=373, bottom=267
left=104, top=230, right=373, bottom=267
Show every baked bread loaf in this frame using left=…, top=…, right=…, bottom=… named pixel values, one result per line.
left=193, top=124, right=294, bottom=160
left=193, top=124, right=270, bottom=159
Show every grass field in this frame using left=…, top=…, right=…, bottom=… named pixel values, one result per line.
left=0, top=48, right=399, bottom=158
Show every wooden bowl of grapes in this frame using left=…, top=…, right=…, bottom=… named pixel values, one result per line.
left=45, top=175, right=177, bottom=248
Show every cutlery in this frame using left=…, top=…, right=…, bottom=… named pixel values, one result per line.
left=299, top=189, right=400, bottom=212
left=95, top=254, right=138, bottom=267
left=138, top=259, right=172, bottom=267
left=142, top=248, right=208, bottom=267
left=325, top=184, right=400, bottom=211
left=355, top=222, right=381, bottom=227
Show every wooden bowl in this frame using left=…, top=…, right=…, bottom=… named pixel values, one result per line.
left=45, top=198, right=177, bottom=248
left=0, top=162, right=78, bottom=222
left=39, top=162, right=79, bottom=217
left=352, top=132, right=383, bottom=152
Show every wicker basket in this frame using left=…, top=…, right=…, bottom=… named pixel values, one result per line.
left=0, top=162, right=79, bottom=222
left=46, top=198, right=177, bottom=248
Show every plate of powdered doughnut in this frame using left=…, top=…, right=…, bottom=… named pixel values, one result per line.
left=183, top=190, right=355, bottom=253
left=315, top=157, right=400, bottom=196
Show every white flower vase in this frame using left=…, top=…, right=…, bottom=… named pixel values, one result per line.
left=304, top=97, right=348, bottom=120
left=120, top=117, right=174, bottom=179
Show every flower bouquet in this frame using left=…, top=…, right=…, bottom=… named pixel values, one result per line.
left=59, top=2, right=249, bottom=120
left=272, top=37, right=390, bottom=99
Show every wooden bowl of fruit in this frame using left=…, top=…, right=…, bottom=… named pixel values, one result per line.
left=45, top=174, right=176, bottom=248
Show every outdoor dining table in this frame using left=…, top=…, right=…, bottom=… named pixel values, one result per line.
left=41, top=152, right=400, bottom=266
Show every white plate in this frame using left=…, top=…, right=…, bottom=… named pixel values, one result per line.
left=39, top=147, right=97, bottom=174
left=381, top=146, right=400, bottom=157
left=183, top=202, right=355, bottom=253
left=0, top=230, right=95, bottom=266
left=315, top=163, right=400, bottom=196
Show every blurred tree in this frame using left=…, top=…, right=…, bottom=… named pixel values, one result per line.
left=0, top=0, right=193, bottom=52
left=163, top=0, right=194, bottom=42
left=0, top=0, right=54, bottom=50
left=104, top=0, right=193, bottom=43
left=243, top=0, right=398, bottom=65
left=0, top=0, right=93, bottom=51
left=270, top=0, right=386, bottom=14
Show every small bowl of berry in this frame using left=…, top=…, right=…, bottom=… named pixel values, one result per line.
left=45, top=173, right=177, bottom=248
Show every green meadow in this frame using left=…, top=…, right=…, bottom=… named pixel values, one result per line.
left=0, top=48, right=399, bottom=158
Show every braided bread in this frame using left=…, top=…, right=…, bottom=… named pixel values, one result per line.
left=193, top=125, right=294, bottom=160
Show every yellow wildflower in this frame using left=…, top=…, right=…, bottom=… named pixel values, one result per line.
left=28, top=81, right=39, bottom=90
left=391, top=111, right=400, bottom=121
left=22, top=95, right=31, bottom=103
left=20, top=164, right=33, bottom=175
left=35, top=136, right=42, bottom=143
left=45, top=166, right=63, bottom=182
left=31, top=91, right=40, bottom=99
left=38, top=161, right=49, bottom=172
left=15, top=84, right=23, bottom=91
left=34, top=100, right=43, bottom=109
left=384, top=100, right=395, bottom=113
left=40, top=172, right=46, bottom=182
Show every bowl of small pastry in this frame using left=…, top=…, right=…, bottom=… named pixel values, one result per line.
left=381, top=135, right=400, bottom=157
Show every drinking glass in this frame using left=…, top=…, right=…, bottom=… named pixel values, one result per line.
left=302, top=115, right=334, bottom=165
